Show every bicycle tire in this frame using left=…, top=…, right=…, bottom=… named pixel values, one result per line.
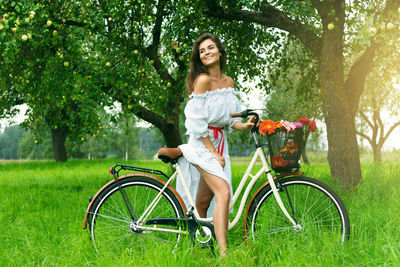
left=245, top=176, right=350, bottom=243
left=87, top=176, right=185, bottom=252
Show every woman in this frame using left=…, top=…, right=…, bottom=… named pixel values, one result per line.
left=176, top=33, right=254, bottom=256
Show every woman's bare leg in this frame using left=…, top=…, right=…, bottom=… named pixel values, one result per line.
left=194, top=166, right=230, bottom=256
left=196, top=176, right=214, bottom=218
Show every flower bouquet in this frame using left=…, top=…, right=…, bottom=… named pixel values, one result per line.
left=259, top=117, right=316, bottom=173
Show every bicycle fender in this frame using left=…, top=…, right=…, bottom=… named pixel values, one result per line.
left=82, top=173, right=187, bottom=229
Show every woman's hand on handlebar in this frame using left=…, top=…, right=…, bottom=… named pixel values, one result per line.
left=247, top=115, right=260, bottom=128
left=232, top=116, right=258, bottom=131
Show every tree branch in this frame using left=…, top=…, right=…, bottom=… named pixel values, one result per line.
left=204, top=0, right=322, bottom=58
left=359, top=110, right=374, bottom=130
left=142, top=1, right=184, bottom=114
left=344, top=41, right=380, bottom=117
left=133, top=104, right=167, bottom=130
left=382, top=121, right=400, bottom=146
left=356, top=130, right=372, bottom=145
left=376, top=109, right=385, bottom=148
left=144, top=1, right=175, bottom=83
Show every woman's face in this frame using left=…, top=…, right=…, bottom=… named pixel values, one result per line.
left=198, top=39, right=221, bottom=67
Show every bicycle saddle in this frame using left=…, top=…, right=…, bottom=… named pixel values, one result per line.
left=157, top=147, right=183, bottom=163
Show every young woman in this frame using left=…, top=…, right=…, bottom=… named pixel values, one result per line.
left=176, top=33, right=254, bottom=256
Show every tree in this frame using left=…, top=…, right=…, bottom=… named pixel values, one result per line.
left=85, top=0, right=269, bottom=147
left=356, top=73, right=400, bottom=162
left=1, top=0, right=294, bottom=159
left=0, top=1, right=107, bottom=161
left=0, top=125, right=24, bottom=159
left=18, top=129, right=53, bottom=159
left=115, top=113, right=140, bottom=161
left=204, top=0, right=400, bottom=189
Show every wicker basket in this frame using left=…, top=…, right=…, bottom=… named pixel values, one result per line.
left=266, top=127, right=304, bottom=173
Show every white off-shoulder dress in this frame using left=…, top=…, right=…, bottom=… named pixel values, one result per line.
left=177, top=87, right=242, bottom=217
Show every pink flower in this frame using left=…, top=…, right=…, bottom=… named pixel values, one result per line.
left=293, top=122, right=302, bottom=128
left=280, top=120, right=297, bottom=132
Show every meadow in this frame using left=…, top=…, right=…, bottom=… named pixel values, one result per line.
left=0, top=153, right=399, bottom=266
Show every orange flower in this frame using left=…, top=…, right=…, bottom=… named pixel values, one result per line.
left=275, top=121, right=282, bottom=129
left=271, top=155, right=289, bottom=168
left=259, top=120, right=277, bottom=135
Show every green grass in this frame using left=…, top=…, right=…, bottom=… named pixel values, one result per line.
left=1, top=157, right=400, bottom=266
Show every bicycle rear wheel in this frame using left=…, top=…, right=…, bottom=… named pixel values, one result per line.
left=246, top=176, right=350, bottom=243
left=87, top=176, right=185, bottom=252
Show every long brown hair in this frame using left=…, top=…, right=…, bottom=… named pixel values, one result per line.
left=185, top=33, right=227, bottom=95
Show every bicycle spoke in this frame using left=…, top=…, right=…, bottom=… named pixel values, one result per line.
left=247, top=177, right=349, bottom=243
left=89, top=177, right=184, bottom=252
left=89, top=211, right=132, bottom=224
left=98, top=204, right=130, bottom=222
left=107, top=194, right=130, bottom=218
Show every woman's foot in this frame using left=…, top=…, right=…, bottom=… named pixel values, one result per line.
left=219, top=247, right=228, bottom=258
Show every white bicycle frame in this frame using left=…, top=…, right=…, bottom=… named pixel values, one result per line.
left=134, top=141, right=298, bottom=234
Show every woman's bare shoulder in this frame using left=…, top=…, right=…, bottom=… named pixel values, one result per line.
left=222, top=75, right=234, bottom=88
left=193, top=74, right=211, bottom=95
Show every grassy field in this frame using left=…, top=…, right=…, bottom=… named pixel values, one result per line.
left=0, top=155, right=399, bottom=266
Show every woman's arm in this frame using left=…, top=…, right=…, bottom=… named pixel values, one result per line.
left=232, top=116, right=256, bottom=131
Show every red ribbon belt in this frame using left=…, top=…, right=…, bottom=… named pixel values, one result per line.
left=208, top=126, right=225, bottom=156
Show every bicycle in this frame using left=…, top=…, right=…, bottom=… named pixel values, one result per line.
left=82, top=109, right=350, bottom=253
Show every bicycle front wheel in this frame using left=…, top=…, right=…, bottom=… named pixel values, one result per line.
left=246, top=176, right=350, bottom=243
left=87, top=176, right=185, bottom=252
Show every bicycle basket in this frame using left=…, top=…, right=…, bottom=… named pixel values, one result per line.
left=266, top=127, right=304, bottom=173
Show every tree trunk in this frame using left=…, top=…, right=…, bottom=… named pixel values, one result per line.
left=319, top=29, right=361, bottom=190
left=125, top=141, right=128, bottom=161
left=324, top=108, right=361, bottom=188
left=51, top=128, right=68, bottom=162
left=132, top=102, right=183, bottom=149
left=372, top=145, right=382, bottom=163
left=301, top=149, right=310, bottom=164
left=160, top=122, right=183, bottom=148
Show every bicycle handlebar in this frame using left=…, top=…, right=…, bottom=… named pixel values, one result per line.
left=230, top=109, right=260, bottom=133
